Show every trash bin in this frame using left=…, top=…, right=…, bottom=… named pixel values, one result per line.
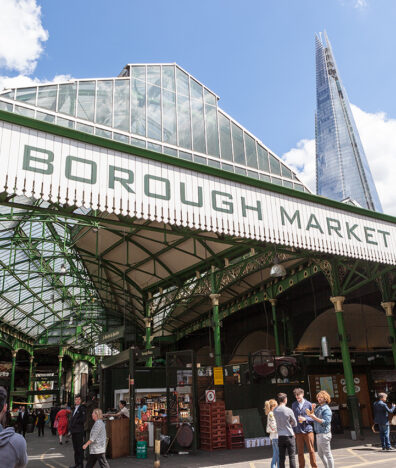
left=136, top=440, right=147, bottom=459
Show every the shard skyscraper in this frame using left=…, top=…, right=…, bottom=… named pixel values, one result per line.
left=315, top=32, right=382, bottom=212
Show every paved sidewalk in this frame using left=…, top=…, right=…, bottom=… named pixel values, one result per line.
left=26, top=430, right=396, bottom=467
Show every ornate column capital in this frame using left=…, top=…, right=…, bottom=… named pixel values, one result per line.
left=29, top=355, right=34, bottom=363
left=330, top=296, right=346, bottom=313
left=143, top=317, right=152, bottom=328
left=209, top=293, right=221, bottom=306
left=381, top=302, right=395, bottom=317
left=11, top=350, right=17, bottom=359
left=269, top=298, right=277, bottom=307
left=58, top=355, right=63, bottom=362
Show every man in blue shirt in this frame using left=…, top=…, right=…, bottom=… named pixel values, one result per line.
left=292, top=388, right=317, bottom=468
left=373, top=393, right=396, bottom=451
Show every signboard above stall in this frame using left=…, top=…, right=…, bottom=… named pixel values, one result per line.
left=99, top=326, right=125, bottom=344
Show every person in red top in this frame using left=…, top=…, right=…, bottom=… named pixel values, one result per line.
left=55, top=406, right=71, bottom=445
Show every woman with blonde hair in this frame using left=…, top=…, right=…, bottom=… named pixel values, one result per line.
left=265, top=399, right=279, bottom=468
left=306, top=390, right=334, bottom=468
left=83, top=408, right=109, bottom=468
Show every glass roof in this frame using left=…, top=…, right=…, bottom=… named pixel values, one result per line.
left=0, top=63, right=308, bottom=192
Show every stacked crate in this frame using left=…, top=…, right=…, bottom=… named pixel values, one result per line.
left=199, top=401, right=226, bottom=450
left=226, top=423, right=244, bottom=449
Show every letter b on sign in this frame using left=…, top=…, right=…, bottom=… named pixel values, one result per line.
left=23, top=145, right=54, bottom=175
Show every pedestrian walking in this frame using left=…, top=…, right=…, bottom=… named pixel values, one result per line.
left=273, top=393, right=297, bottom=468
left=50, top=406, right=59, bottom=435
left=0, top=386, right=28, bottom=468
left=37, top=409, right=46, bottom=437
left=84, top=391, right=98, bottom=458
left=69, top=394, right=87, bottom=468
left=265, top=399, right=279, bottom=468
left=291, top=388, right=317, bottom=468
left=55, top=405, right=71, bottom=444
left=82, top=408, right=110, bottom=468
left=373, top=392, right=396, bottom=451
left=16, top=406, right=29, bottom=438
left=306, top=390, right=334, bottom=468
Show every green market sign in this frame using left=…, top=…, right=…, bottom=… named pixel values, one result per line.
left=1, top=120, right=395, bottom=265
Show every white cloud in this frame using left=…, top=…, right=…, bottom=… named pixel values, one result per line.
left=0, top=74, right=72, bottom=91
left=0, top=0, right=48, bottom=74
left=282, top=105, right=396, bottom=217
left=354, top=0, right=368, bottom=9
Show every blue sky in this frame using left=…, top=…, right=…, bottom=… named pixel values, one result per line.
left=1, top=0, right=396, bottom=213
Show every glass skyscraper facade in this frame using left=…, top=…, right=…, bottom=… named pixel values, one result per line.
left=315, top=32, right=382, bottom=212
left=0, top=63, right=308, bottom=192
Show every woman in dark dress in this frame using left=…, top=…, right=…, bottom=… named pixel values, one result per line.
left=37, top=409, right=46, bottom=437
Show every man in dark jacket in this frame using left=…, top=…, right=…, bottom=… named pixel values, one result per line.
left=16, top=406, right=29, bottom=438
left=0, top=386, right=28, bottom=468
left=373, top=392, right=396, bottom=451
left=50, top=405, right=59, bottom=435
left=69, top=394, right=86, bottom=468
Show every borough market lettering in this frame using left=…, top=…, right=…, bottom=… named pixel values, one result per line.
left=22, top=145, right=391, bottom=250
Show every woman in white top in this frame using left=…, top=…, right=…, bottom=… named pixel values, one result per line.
left=265, top=399, right=279, bottom=468
left=82, top=408, right=109, bottom=468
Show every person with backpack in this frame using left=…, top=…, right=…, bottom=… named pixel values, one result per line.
left=0, top=386, right=28, bottom=468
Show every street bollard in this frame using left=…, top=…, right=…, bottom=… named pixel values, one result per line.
left=154, top=426, right=161, bottom=468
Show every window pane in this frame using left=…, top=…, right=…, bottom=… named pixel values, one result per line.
left=283, top=180, right=293, bottom=188
left=58, top=83, right=76, bottom=116
left=294, top=184, right=304, bottom=192
left=163, top=146, right=177, bottom=157
left=0, top=101, right=12, bottom=111
left=235, top=166, right=246, bottom=175
left=37, top=85, right=57, bottom=111
left=176, top=68, right=189, bottom=97
left=190, top=80, right=202, bottom=101
left=96, top=80, right=113, bottom=126
left=113, top=132, right=129, bottom=143
left=245, top=133, right=258, bottom=168
left=269, top=154, right=281, bottom=176
left=205, top=105, right=219, bottom=156
left=177, top=94, right=191, bottom=149
left=131, top=78, right=146, bottom=137
left=179, top=151, right=192, bottom=161
left=1, top=90, right=14, bottom=100
left=15, top=105, right=34, bottom=117
left=191, top=95, right=205, bottom=153
left=77, top=81, right=95, bottom=121
left=221, top=162, right=234, bottom=172
left=147, top=66, right=161, bottom=86
left=95, top=128, right=111, bottom=139
left=257, top=144, right=269, bottom=172
left=204, top=88, right=216, bottom=106
left=281, top=164, right=293, bottom=179
left=207, top=159, right=220, bottom=168
left=271, top=176, right=282, bottom=185
left=260, top=173, right=271, bottom=182
left=131, top=66, right=145, bottom=81
left=114, top=80, right=130, bottom=132
left=57, top=117, right=74, bottom=128
left=36, top=111, right=55, bottom=123
left=162, top=66, right=175, bottom=91
left=148, top=142, right=162, bottom=152
left=232, top=123, right=245, bottom=165
left=163, top=90, right=176, bottom=145
left=76, top=122, right=94, bottom=134
left=16, top=87, right=36, bottom=105
left=219, top=113, right=232, bottom=161
left=147, top=84, right=161, bottom=140
left=131, top=137, right=146, bottom=148
left=247, top=170, right=259, bottom=179
left=194, top=155, right=207, bottom=165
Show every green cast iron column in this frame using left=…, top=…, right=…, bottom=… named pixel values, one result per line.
left=330, top=296, right=361, bottom=439
left=381, top=302, right=396, bottom=367
left=70, top=362, right=75, bottom=402
left=9, top=350, right=17, bottom=410
left=210, top=293, right=222, bottom=367
left=27, top=355, right=34, bottom=407
left=269, top=299, right=281, bottom=355
left=144, top=315, right=153, bottom=368
left=57, top=355, right=63, bottom=404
